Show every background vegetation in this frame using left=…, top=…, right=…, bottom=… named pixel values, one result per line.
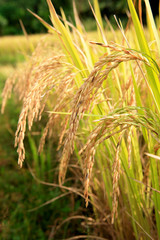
left=0, top=0, right=158, bottom=35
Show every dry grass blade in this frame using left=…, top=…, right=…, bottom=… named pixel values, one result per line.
left=49, top=215, right=95, bottom=239
left=27, top=163, right=84, bottom=198
left=64, top=235, right=109, bottom=240
left=129, top=176, right=160, bottom=194
left=27, top=163, right=107, bottom=216
left=28, top=192, right=71, bottom=212
left=125, top=211, right=154, bottom=240
left=88, top=0, right=107, bottom=45
left=145, top=152, right=160, bottom=161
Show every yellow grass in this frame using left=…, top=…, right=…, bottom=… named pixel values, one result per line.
left=0, top=34, right=44, bottom=55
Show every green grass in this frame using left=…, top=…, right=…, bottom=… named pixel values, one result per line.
left=0, top=165, right=84, bottom=240
left=0, top=53, right=25, bottom=66
left=0, top=106, right=85, bottom=240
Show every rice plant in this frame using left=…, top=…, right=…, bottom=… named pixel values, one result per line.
left=2, top=0, right=160, bottom=239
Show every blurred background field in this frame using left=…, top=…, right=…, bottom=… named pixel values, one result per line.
left=0, top=0, right=160, bottom=239
left=0, top=0, right=129, bottom=35
left=0, top=0, right=158, bottom=36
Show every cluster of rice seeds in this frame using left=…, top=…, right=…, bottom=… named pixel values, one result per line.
left=111, top=132, right=124, bottom=224
left=82, top=107, right=160, bottom=221
left=14, top=37, right=53, bottom=101
left=14, top=54, right=74, bottom=167
left=1, top=54, right=37, bottom=113
left=83, top=146, right=96, bottom=207
left=78, top=116, right=129, bottom=222
left=125, top=74, right=136, bottom=168
left=80, top=115, right=131, bottom=209
left=1, top=40, right=40, bottom=114
left=127, top=126, right=133, bottom=168
left=58, top=44, right=150, bottom=184
left=81, top=125, right=107, bottom=207
left=57, top=116, right=70, bottom=151
left=1, top=73, right=17, bottom=114
left=38, top=72, right=75, bottom=153
left=38, top=104, right=68, bottom=153
left=1, top=36, right=57, bottom=114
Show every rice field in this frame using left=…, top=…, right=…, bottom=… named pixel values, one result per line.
left=1, top=0, right=160, bottom=239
